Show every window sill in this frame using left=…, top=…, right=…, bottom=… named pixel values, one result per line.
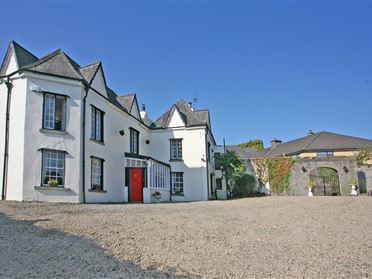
left=172, top=193, right=184, bottom=196
left=34, top=186, right=71, bottom=192
left=40, top=128, right=68, bottom=136
left=88, top=189, right=107, bottom=193
left=169, top=159, right=184, bottom=162
left=90, top=138, right=105, bottom=146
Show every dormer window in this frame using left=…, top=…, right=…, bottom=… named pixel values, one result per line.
left=43, top=94, right=67, bottom=131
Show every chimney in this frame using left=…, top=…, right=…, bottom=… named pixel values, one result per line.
left=140, top=104, right=152, bottom=126
left=271, top=138, right=282, bottom=148
left=307, top=130, right=314, bottom=135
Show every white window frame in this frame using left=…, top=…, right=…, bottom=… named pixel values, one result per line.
left=170, top=139, right=183, bottom=160
left=41, top=149, right=65, bottom=187
left=171, top=172, right=184, bottom=195
left=43, top=93, right=67, bottom=131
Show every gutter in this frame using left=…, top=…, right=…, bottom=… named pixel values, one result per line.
left=1, top=78, right=13, bottom=200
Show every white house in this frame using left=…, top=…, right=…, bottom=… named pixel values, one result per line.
left=0, top=41, right=226, bottom=203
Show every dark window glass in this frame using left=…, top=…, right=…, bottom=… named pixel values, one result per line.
left=170, top=139, right=182, bottom=160
left=91, top=106, right=104, bottom=142
left=130, top=129, right=139, bottom=154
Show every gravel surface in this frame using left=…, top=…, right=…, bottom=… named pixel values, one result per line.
left=0, top=197, right=371, bottom=278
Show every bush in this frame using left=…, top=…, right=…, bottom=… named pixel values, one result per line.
left=233, top=174, right=256, bottom=197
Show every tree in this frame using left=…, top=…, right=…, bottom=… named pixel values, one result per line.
left=215, top=151, right=246, bottom=197
left=238, top=139, right=264, bottom=152
left=355, top=148, right=372, bottom=167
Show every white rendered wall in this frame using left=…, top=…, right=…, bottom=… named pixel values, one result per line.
left=5, top=76, right=27, bottom=201
left=84, top=89, right=151, bottom=203
left=21, top=74, right=83, bottom=202
left=150, top=127, right=209, bottom=201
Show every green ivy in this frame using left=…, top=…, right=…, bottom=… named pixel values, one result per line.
left=239, top=139, right=264, bottom=152
left=265, top=158, right=294, bottom=194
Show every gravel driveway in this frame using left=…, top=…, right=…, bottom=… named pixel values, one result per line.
left=0, top=197, right=371, bottom=278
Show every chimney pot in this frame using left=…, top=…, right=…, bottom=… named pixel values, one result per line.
left=307, top=130, right=314, bottom=135
left=271, top=138, right=282, bottom=148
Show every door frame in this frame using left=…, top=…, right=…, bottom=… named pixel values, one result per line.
left=126, top=167, right=147, bottom=203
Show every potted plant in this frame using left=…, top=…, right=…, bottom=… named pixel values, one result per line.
left=307, top=180, right=314, bottom=197
left=47, top=179, right=59, bottom=187
left=349, top=178, right=358, bottom=196
left=152, top=191, right=162, bottom=202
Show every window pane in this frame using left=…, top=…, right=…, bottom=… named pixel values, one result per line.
left=55, top=96, right=65, bottom=131
left=44, top=94, right=55, bottom=129
left=91, top=158, right=103, bottom=190
left=42, top=150, right=65, bottom=187
left=91, top=108, right=96, bottom=139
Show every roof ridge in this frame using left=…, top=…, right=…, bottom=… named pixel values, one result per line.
left=59, top=51, right=83, bottom=78
left=80, top=61, right=101, bottom=69
left=319, top=131, right=372, bottom=142
left=301, top=132, right=322, bottom=151
left=21, top=48, right=61, bottom=69
left=11, top=41, right=39, bottom=61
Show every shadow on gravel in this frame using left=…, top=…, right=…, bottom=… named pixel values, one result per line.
left=0, top=212, right=192, bottom=278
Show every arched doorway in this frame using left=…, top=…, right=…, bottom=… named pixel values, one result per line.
left=310, top=167, right=340, bottom=196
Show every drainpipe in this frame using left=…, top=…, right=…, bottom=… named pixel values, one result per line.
left=1, top=78, right=13, bottom=200
left=82, top=84, right=89, bottom=204
left=205, top=128, right=210, bottom=200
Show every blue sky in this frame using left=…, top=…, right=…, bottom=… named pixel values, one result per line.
left=1, top=1, right=371, bottom=146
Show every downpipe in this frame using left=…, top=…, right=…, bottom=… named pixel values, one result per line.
left=1, top=79, right=13, bottom=200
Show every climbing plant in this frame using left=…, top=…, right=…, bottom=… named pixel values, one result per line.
left=265, top=158, right=294, bottom=194
left=239, top=139, right=264, bottom=152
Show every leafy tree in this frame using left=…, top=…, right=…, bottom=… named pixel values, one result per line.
left=215, top=151, right=246, bottom=197
left=239, top=139, right=264, bottom=152
left=355, top=148, right=372, bottom=167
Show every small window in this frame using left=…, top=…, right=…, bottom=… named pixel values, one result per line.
left=42, top=149, right=65, bottom=187
left=170, top=139, right=182, bottom=160
left=171, top=172, right=184, bottom=195
left=317, top=151, right=334, bottom=158
left=216, top=178, right=223, bottom=190
left=91, top=106, right=104, bottom=142
left=91, top=157, right=104, bottom=190
left=130, top=128, right=139, bottom=154
left=43, top=94, right=67, bottom=131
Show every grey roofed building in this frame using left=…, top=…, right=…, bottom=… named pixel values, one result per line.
left=152, top=99, right=211, bottom=129
left=1, top=41, right=212, bottom=130
left=264, top=131, right=372, bottom=158
left=225, top=145, right=265, bottom=159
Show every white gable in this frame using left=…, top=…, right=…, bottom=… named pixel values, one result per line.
left=130, top=97, right=141, bottom=120
left=3, top=51, right=18, bottom=75
left=168, top=108, right=185, bottom=127
left=90, top=67, right=107, bottom=97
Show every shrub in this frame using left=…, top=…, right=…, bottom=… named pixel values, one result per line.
left=233, top=174, right=256, bottom=197
left=239, top=139, right=264, bottom=152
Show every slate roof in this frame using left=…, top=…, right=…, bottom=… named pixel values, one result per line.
left=152, top=99, right=210, bottom=128
left=79, top=62, right=101, bottom=84
left=264, top=131, right=372, bottom=157
left=225, top=145, right=264, bottom=159
left=0, top=41, right=39, bottom=76
left=117, top=94, right=136, bottom=112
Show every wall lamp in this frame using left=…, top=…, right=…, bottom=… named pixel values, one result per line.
left=343, top=166, right=349, bottom=173
left=302, top=166, right=307, bottom=173
left=146, top=140, right=150, bottom=144
left=119, top=130, right=125, bottom=136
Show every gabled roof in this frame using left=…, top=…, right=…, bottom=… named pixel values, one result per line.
left=0, top=41, right=39, bottom=76
left=264, top=131, right=372, bottom=157
left=152, top=99, right=210, bottom=128
left=226, top=145, right=265, bottom=159
left=117, top=94, right=136, bottom=112
left=23, top=49, right=83, bottom=80
left=79, top=62, right=101, bottom=84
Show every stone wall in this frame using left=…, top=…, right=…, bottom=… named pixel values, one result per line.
left=289, top=158, right=358, bottom=196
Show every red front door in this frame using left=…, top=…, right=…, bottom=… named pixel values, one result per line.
left=130, top=168, right=143, bottom=202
